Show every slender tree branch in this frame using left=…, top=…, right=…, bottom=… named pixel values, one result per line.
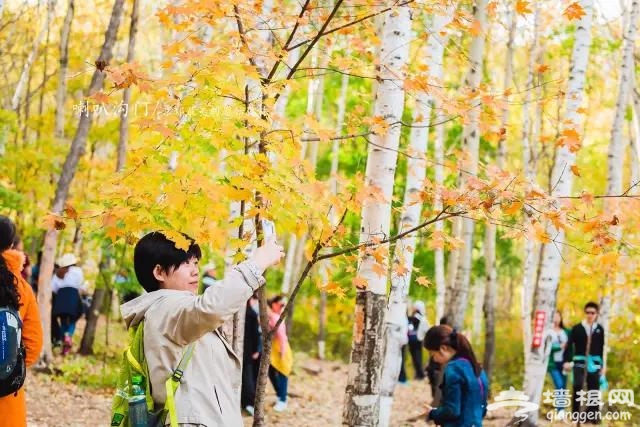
left=233, top=6, right=260, bottom=70
left=287, top=0, right=415, bottom=51
left=270, top=207, right=350, bottom=335
left=316, top=209, right=460, bottom=261
left=263, top=0, right=312, bottom=83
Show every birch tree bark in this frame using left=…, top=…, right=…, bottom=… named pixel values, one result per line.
left=522, top=1, right=594, bottom=420
left=445, top=0, right=487, bottom=331
left=482, top=0, right=515, bottom=379
left=36, top=0, right=126, bottom=365
left=520, top=0, right=543, bottom=366
left=434, top=104, right=446, bottom=323
left=342, top=6, right=411, bottom=426
left=600, top=0, right=639, bottom=369
left=116, top=0, right=139, bottom=171
left=11, top=0, right=56, bottom=111
left=378, top=7, right=453, bottom=426
left=55, top=0, right=74, bottom=139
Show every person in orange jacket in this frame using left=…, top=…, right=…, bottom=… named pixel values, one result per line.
left=0, top=216, right=43, bottom=427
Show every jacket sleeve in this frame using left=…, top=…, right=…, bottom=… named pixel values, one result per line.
left=153, top=262, right=262, bottom=346
left=595, top=326, right=605, bottom=357
left=20, top=282, right=43, bottom=366
left=428, top=366, right=462, bottom=423
left=562, top=327, right=574, bottom=363
left=481, top=371, right=489, bottom=417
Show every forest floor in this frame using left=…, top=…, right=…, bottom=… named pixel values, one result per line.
left=25, top=351, right=538, bottom=427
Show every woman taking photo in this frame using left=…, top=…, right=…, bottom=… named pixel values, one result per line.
left=423, top=325, right=488, bottom=427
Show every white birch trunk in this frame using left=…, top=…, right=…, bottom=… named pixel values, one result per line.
left=483, top=0, right=515, bottom=378
left=378, top=8, right=453, bottom=425
left=343, top=6, right=411, bottom=425
left=471, top=280, right=485, bottom=344
left=631, top=88, right=640, bottom=189
left=521, top=2, right=543, bottom=366
left=434, top=105, right=446, bottom=323
left=116, top=0, right=139, bottom=172
left=12, top=1, right=56, bottom=111
left=522, top=1, right=594, bottom=420
left=55, top=0, right=74, bottom=139
left=601, top=0, right=639, bottom=370
left=446, top=0, right=487, bottom=331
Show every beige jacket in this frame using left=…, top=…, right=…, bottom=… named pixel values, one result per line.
left=120, top=262, right=262, bottom=427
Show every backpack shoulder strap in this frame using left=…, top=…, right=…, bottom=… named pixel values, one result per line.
left=164, top=342, right=196, bottom=427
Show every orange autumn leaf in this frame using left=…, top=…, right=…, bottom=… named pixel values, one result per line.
left=563, top=2, right=586, bottom=20
left=352, top=276, right=368, bottom=289
left=415, top=276, right=432, bottom=287
left=428, top=230, right=446, bottom=250
left=486, top=1, right=498, bottom=16
left=516, top=0, right=532, bottom=15
left=581, top=191, right=594, bottom=207
left=531, top=222, right=552, bottom=243
left=536, top=64, right=550, bottom=73
left=42, top=213, right=66, bottom=230
left=371, top=262, right=387, bottom=277
left=503, top=200, right=523, bottom=216
left=556, top=128, right=581, bottom=153
left=64, top=203, right=78, bottom=220
left=393, top=263, right=409, bottom=276
left=90, top=91, right=110, bottom=104
left=571, top=165, right=581, bottom=177
left=469, top=19, right=482, bottom=36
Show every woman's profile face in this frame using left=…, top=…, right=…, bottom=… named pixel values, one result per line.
left=154, top=257, right=200, bottom=294
left=429, top=346, right=453, bottom=364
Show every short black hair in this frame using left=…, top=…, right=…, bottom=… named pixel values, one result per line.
left=584, top=301, right=599, bottom=312
left=134, top=231, right=202, bottom=292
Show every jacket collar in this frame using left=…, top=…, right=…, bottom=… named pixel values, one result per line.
left=581, top=320, right=599, bottom=333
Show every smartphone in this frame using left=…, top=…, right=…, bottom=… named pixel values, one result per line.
left=261, top=219, right=276, bottom=240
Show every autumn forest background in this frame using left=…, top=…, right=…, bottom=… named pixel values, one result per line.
left=1, top=0, right=640, bottom=425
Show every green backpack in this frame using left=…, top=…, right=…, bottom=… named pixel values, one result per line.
left=110, top=321, right=195, bottom=427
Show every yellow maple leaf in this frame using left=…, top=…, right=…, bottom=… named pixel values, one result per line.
left=531, top=222, right=551, bottom=243
left=563, top=2, right=586, bottom=20
left=516, top=0, right=532, bottom=15
left=503, top=200, right=523, bottom=216
left=415, top=276, right=432, bottom=287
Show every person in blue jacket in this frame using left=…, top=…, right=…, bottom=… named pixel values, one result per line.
left=424, top=325, right=488, bottom=427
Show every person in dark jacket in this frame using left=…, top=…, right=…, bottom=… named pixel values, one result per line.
left=424, top=325, right=488, bottom=427
left=563, top=301, right=605, bottom=422
left=241, top=293, right=261, bottom=415
left=51, top=253, right=85, bottom=355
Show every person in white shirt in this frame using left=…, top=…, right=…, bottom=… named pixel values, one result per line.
left=51, top=253, right=85, bottom=355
